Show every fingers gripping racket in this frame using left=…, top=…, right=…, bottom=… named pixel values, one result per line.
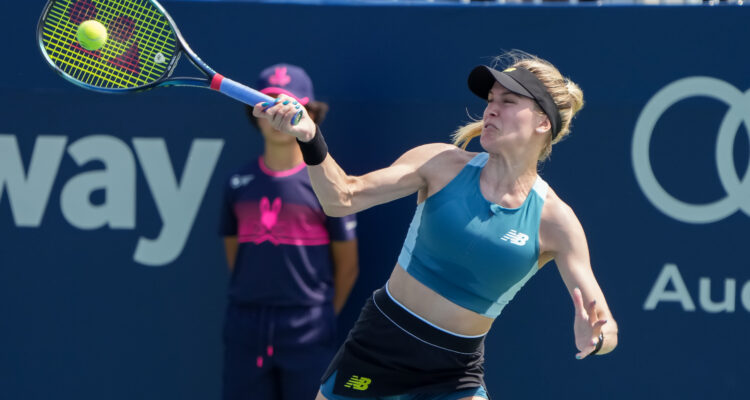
left=37, top=0, right=302, bottom=125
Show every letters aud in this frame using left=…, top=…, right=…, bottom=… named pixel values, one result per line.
left=634, top=76, right=750, bottom=313
left=0, top=134, right=224, bottom=266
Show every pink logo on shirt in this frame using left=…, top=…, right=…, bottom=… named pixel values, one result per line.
left=260, top=197, right=282, bottom=230
left=268, top=67, right=291, bottom=87
left=235, top=198, right=330, bottom=246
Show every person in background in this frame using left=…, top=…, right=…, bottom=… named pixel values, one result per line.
left=219, top=63, right=359, bottom=400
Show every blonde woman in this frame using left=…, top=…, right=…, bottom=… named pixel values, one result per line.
left=255, top=52, right=618, bottom=400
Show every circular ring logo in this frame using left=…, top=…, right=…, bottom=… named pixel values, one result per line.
left=632, top=77, right=750, bottom=224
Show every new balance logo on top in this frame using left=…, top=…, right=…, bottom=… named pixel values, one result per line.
left=344, top=375, right=372, bottom=391
left=501, top=229, right=529, bottom=246
left=230, top=174, right=254, bottom=188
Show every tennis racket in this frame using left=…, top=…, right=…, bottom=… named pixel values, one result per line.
left=37, top=0, right=302, bottom=124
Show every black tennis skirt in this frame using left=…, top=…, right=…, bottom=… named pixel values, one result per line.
left=321, top=285, right=487, bottom=398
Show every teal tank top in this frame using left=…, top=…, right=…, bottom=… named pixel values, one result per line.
left=397, top=152, right=548, bottom=318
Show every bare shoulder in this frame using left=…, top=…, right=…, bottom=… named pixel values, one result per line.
left=397, top=142, right=464, bottom=164
left=411, top=144, right=476, bottom=198
left=395, top=143, right=472, bottom=181
left=388, top=143, right=476, bottom=202
left=541, top=187, right=576, bottom=226
left=539, top=186, right=586, bottom=254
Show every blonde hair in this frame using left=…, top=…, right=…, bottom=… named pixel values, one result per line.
left=452, top=50, right=584, bottom=161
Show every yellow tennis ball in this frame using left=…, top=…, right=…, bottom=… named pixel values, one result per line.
left=77, top=20, right=107, bottom=51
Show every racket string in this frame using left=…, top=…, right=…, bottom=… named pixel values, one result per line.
left=41, top=0, right=178, bottom=89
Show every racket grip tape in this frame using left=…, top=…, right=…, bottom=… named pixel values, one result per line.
left=211, top=74, right=303, bottom=125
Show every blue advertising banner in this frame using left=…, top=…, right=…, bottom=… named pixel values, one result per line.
left=1, top=2, right=748, bottom=399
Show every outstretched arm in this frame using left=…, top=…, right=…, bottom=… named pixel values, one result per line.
left=542, top=197, right=618, bottom=359
left=253, top=95, right=452, bottom=216
left=305, top=144, right=442, bottom=216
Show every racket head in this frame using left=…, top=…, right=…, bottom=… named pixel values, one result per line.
left=38, top=0, right=186, bottom=92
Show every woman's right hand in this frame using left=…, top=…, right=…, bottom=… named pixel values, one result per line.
left=253, top=94, right=317, bottom=142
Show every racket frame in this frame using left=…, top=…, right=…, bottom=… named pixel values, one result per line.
left=37, top=0, right=301, bottom=123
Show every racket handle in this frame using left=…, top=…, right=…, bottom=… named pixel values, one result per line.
left=211, top=74, right=303, bottom=125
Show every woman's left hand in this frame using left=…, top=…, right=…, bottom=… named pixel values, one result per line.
left=572, top=287, right=608, bottom=360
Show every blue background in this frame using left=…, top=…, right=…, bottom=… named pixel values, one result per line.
left=1, top=1, right=749, bottom=399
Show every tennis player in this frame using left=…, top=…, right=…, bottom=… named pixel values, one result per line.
left=255, top=52, right=618, bottom=400
left=219, top=63, right=359, bottom=400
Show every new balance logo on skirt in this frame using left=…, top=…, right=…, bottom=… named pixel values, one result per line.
left=344, top=375, right=371, bottom=391
left=501, top=229, right=529, bottom=246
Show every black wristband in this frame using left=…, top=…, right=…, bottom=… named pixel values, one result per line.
left=296, top=125, right=328, bottom=166
left=589, top=332, right=604, bottom=356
